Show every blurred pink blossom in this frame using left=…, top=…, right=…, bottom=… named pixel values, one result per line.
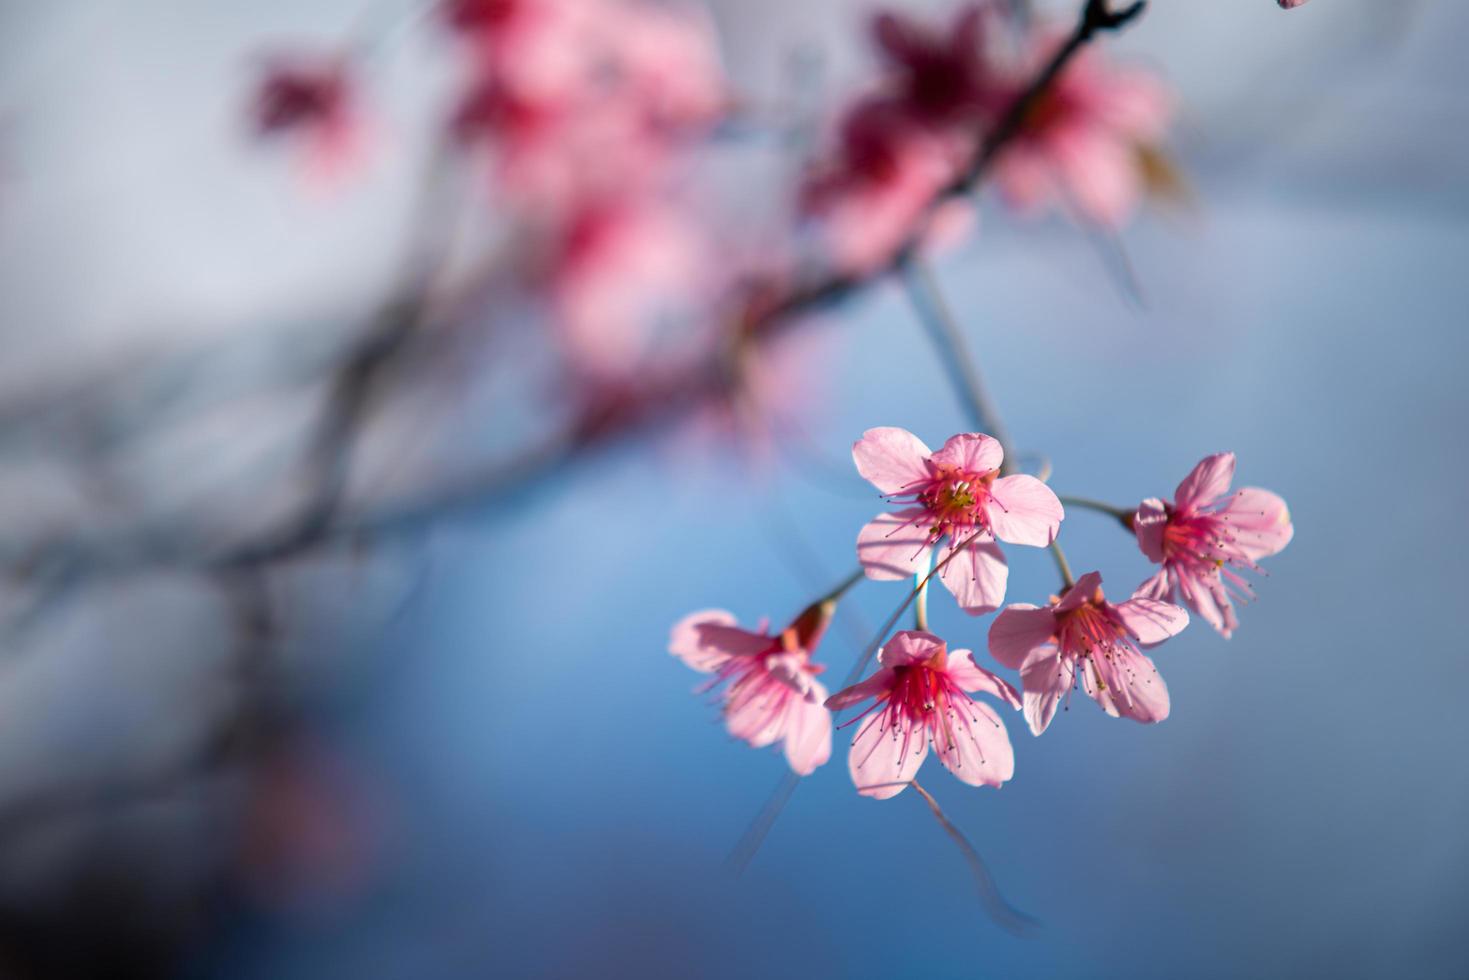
left=825, top=630, right=1019, bottom=799
left=852, top=427, right=1063, bottom=614
left=670, top=601, right=835, bottom=776
left=1133, top=452, right=1294, bottom=637
left=252, top=54, right=363, bottom=184
left=992, top=31, right=1173, bottom=226
left=870, top=4, right=1007, bottom=129
left=989, top=571, right=1188, bottom=735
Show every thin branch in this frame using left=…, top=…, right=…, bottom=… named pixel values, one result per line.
left=901, top=257, right=1014, bottom=462
left=910, top=778, right=1039, bottom=937
left=0, top=0, right=1149, bottom=595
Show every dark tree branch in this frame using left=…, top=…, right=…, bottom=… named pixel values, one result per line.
left=0, top=0, right=1148, bottom=586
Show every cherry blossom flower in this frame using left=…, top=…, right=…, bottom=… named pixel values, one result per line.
left=1133, top=452, right=1293, bottom=638
left=540, top=195, right=708, bottom=379
left=988, top=571, right=1188, bottom=736
left=800, top=100, right=963, bottom=276
left=825, top=630, right=1019, bottom=799
left=1278, top=0, right=1309, bottom=8
left=251, top=54, right=362, bottom=183
left=870, top=4, right=1006, bottom=130
left=992, top=31, right=1173, bottom=227
left=670, top=602, right=834, bottom=776
left=852, top=427, right=1063, bottom=614
left=601, top=0, right=728, bottom=132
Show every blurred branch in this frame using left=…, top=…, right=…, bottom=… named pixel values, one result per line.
left=0, top=0, right=1148, bottom=592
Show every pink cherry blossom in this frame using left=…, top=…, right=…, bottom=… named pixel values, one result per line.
left=540, top=196, right=708, bottom=379
left=992, top=31, right=1173, bottom=227
left=1278, top=0, right=1309, bottom=8
left=852, top=427, right=1063, bottom=614
left=800, top=100, right=964, bottom=276
left=825, top=630, right=1019, bottom=800
left=869, top=4, right=1007, bottom=129
left=1132, top=452, right=1293, bottom=638
left=989, top=571, right=1188, bottom=736
left=252, top=54, right=363, bottom=183
left=670, top=602, right=834, bottom=776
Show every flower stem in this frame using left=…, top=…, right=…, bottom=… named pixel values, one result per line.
left=840, top=531, right=986, bottom=689
left=910, top=779, right=1040, bottom=937
left=821, top=567, right=866, bottom=605
left=1058, top=494, right=1133, bottom=525
left=1049, top=540, right=1076, bottom=589
left=901, top=258, right=1015, bottom=467
left=914, top=550, right=933, bottom=632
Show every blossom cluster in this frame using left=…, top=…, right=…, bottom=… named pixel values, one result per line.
left=244, top=3, right=1177, bottom=401
left=672, top=433, right=1291, bottom=800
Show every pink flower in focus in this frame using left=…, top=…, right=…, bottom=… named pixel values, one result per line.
left=825, top=630, right=1019, bottom=799
left=989, top=571, right=1188, bottom=735
left=670, top=602, right=834, bottom=776
left=992, top=34, right=1173, bottom=227
left=853, top=427, right=1064, bottom=614
left=252, top=55, right=362, bottom=183
left=1133, top=452, right=1293, bottom=638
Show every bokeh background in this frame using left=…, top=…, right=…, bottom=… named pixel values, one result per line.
left=1, top=1, right=1466, bottom=978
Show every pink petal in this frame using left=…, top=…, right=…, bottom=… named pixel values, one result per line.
left=1175, top=565, right=1237, bottom=638
left=987, top=604, right=1056, bottom=670
left=933, top=698, right=1014, bottom=788
left=852, top=426, right=932, bottom=495
left=782, top=681, right=832, bottom=776
left=951, top=652, right=1023, bottom=709
left=987, top=474, right=1063, bottom=547
left=1049, top=122, right=1139, bottom=228
left=1093, top=67, right=1173, bottom=143
left=1019, top=647, right=1072, bottom=736
left=825, top=668, right=895, bottom=711
left=765, top=653, right=816, bottom=699
left=879, top=629, right=945, bottom=668
left=848, top=709, right=928, bottom=799
left=857, top=509, right=934, bottom=581
left=1217, top=487, right=1294, bottom=561
left=1114, top=596, right=1189, bottom=646
left=1174, top=452, right=1235, bottom=513
left=1135, top=567, right=1170, bottom=601
left=1055, top=570, right=1104, bottom=613
left=1087, top=647, right=1170, bottom=724
left=725, top=685, right=790, bottom=748
left=669, top=609, right=745, bottom=672
left=937, top=536, right=1009, bottom=615
left=1133, top=497, right=1169, bottom=563
left=929, top=432, right=1003, bottom=475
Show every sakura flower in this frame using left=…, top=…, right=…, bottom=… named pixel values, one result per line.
left=251, top=54, right=362, bottom=183
left=670, top=602, right=833, bottom=776
left=801, top=100, right=963, bottom=276
left=825, top=630, right=1019, bottom=799
left=602, top=1, right=728, bottom=132
left=1133, top=452, right=1293, bottom=638
left=870, top=4, right=1006, bottom=129
left=1278, top=0, right=1309, bottom=7
left=988, top=571, right=1188, bottom=736
left=853, top=427, right=1063, bottom=614
left=442, top=0, right=595, bottom=103
left=992, top=32, right=1174, bottom=227
left=541, top=196, right=708, bottom=379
